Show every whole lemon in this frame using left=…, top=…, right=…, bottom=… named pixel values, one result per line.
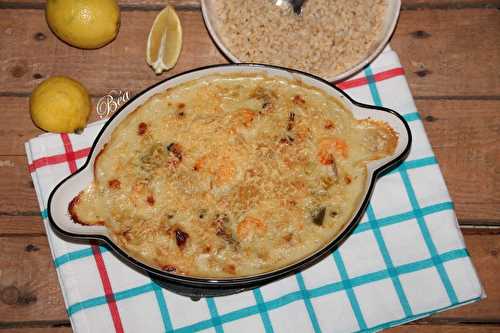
left=30, top=76, right=91, bottom=133
left=46, top=0, right=120, bottom=49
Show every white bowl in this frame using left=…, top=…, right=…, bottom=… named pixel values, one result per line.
left=201, top=0, right=401, bottom=82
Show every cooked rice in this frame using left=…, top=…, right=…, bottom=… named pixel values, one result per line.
left=214, top=0, right=387, bottom=79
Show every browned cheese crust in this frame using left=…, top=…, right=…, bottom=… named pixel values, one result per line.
left=69, top=73, right=398, bottom=278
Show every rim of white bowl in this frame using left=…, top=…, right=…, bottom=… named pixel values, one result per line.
left=200, top=0, right=402, bottom=82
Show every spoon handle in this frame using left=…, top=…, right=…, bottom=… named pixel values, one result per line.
left=290, top=0, right=305, bottom=15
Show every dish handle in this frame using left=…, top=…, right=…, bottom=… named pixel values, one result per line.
left=349, top=100, right=412, bottom=173
left=48, top=164, right=109, bottom=238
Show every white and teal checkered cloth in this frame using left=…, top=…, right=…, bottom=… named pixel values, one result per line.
left=26, top=47, right=484, bottom=333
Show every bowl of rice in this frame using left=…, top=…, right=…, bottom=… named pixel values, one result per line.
left=201, top=0, right=401, bottom=82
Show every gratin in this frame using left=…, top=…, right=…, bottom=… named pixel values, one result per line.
left=69, top=73, right=397, bottom=278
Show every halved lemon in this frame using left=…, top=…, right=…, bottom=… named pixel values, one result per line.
left=146, top=5, right=183, bottom=74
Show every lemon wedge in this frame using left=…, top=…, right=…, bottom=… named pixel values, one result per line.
left=146, top=5, right=183, bottom=74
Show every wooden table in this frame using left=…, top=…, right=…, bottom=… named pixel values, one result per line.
left=0, top=0, right=499, bottom=332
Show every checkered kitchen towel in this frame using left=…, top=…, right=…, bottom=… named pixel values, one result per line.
left=26, top=47, right=484, bottom=333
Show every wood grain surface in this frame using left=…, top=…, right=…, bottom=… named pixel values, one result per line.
left=0, top=8, right=499, bottom=97
left=390, top=325, right=500, bottom=333
left=0, top=328, right=71, bottom=333
left=417, top=100, right=500, bottom=223
left=0, top=0, right=498, bottom=332
left=1, top=0, right=499, bottom=9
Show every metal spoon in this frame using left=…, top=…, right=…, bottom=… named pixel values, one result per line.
left=274, top=0, right=306, bottom=15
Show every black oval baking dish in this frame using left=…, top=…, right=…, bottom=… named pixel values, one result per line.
left=48, top=64, right=412, bottom=298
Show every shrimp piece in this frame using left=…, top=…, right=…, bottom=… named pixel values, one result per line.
left=206, top=155, right=236, bottom=186
left=198, top=154, right=236, bottom=187
left=334, top=139, right=348, bottom=157
left=318, top=138, right=349, bottom=165
left=238, top=108, right=255, bottom=128
left=214, top=159, right=235, bottom=186
left=227, top=109, right=255, bottom=134
left=237, top=216, right=267, bottom=240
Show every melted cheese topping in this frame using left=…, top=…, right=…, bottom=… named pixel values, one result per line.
left=70, top=73, right=398, bottom=278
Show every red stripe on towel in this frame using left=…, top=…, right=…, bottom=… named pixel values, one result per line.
left=337, top=67, right=404, bottom=90
left=60, top=133, right=79, bottom=173
left=92, top=244, right=124, bottom=333
left=28, top=148, right=91, bottom=172
left=59, top=134, right=124, bottom=333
